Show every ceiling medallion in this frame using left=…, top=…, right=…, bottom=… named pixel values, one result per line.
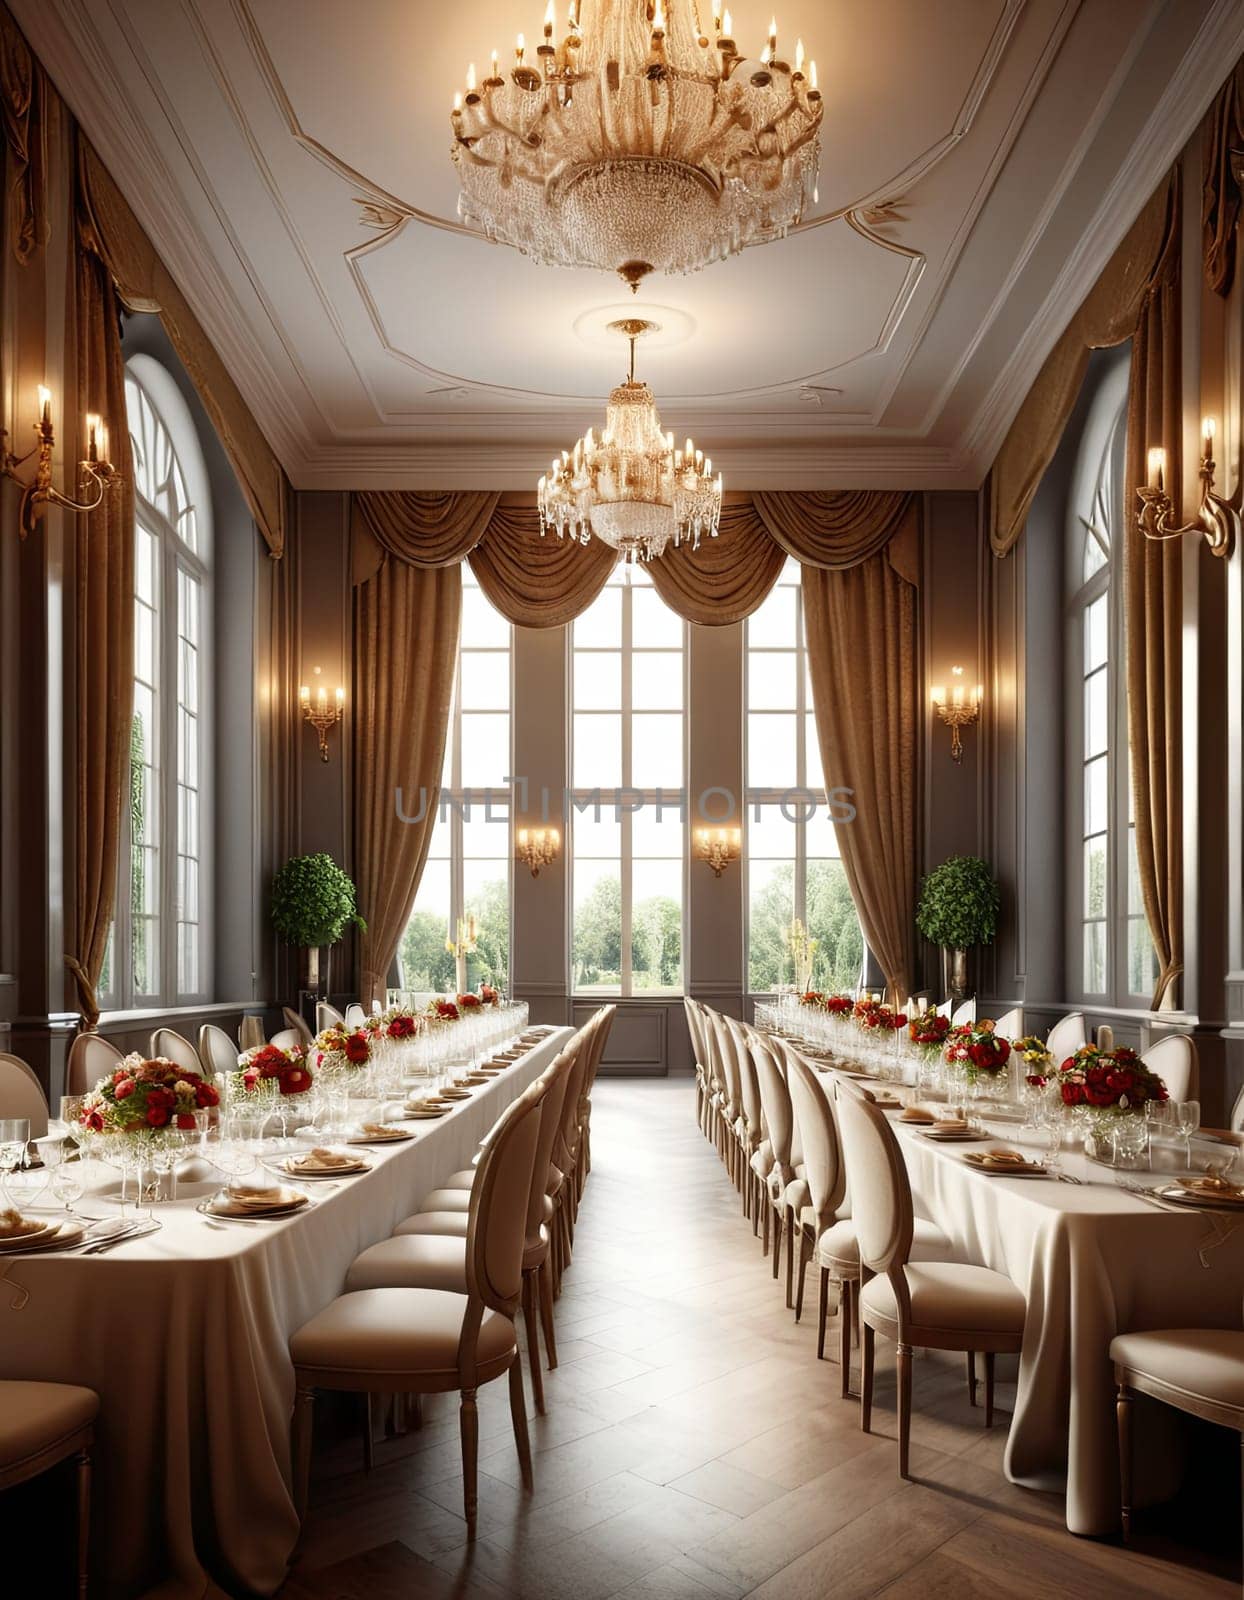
left=538, top=319, right=722, bottom=564
left=450, top=1, right=822, bottom=290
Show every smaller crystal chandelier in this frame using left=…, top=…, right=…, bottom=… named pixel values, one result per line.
left=538, top=319, right=722, bottom=564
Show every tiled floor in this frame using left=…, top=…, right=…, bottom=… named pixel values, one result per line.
left=282, top=1079, right=1240, bottom=1600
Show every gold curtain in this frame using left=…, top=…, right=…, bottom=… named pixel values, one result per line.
left=75, top=142, right=287, bottom=559
left=754, top=489, right=912, bottom=569
left=647, top=497, right=785, bottom=624
left=471, top=498, right=615, bottom=626
left=989, top=180, right=1176, bottom=556
left=0, top=5, right=46, bottom=263
left=354, top=557, right=461, bottom=1008
left=65, top=145, right=135, bottom=1028
left=354, top=489, right=498, bottom=572
left=1124, top=178, right=1183, bottom=1009
left=1203, top=61, right=1244, bottom=297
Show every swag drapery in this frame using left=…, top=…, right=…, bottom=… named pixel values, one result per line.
left=352, top=489, right=921, bottom=1005
left=987, top=172, right=1184, bottom=1011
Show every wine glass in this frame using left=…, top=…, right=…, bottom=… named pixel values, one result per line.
left=1175, top=1100, right=1201, bottom=1171
left=34, top=1134, right=84, bottom=1218
left=1038, top=1103, right=1064, bottom=1176
left=0, top=1118, right=31, bottom=1211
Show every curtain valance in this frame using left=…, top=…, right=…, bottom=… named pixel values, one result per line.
left=352, top=487, right=918, bottom=626
left=1203, top=60, right=1244, bottom=297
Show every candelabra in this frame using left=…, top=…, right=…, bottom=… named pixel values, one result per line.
left=445, top=916, right=479, bottom=996
left=930, top=667, right=981, bottom=765
left=515, top=827, right=560, bottom=877
left=1137, top=418, right=1239, bottom=559
left=1, top=386, right=119, bottom=538
left=693, top=826, right=741, bottom=877
left=298, top=670, right=345, bottom=762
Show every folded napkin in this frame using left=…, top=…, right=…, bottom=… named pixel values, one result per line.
left=1176, top=1167, right=1244, bottom=1197
left=225, top=1181, right=285, bottom=1207
left=359, top=1122, right=399, bottom=1138
left=980, top=1148, right=1029, bottom=1166
left=0, top=1208, right=43, bottom=1239
left=290, top=1146, right=355, bottom=1171
left=900, top=1106, right=935, bottom=1124
left=932, top=1117, right=969, bottom=1133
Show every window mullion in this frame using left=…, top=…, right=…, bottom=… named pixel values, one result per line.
left=620, top=585, right=633, bottom=997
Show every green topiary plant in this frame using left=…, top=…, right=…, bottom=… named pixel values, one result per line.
left=915, top=855, right=1000, bottom=950
left=270, top=853, right=366, bottom=948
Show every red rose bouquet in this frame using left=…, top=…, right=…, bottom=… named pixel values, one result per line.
left=1057, top=1045, right=1168, bottom=1114
left=479, top=985, right=499, bottom=1006
left=944, top=1020, right=1011, bottom=1080
left=799, top=990, right=826, bottom=1008
left=857, top=1003, right=907, bottom=1033
left=79, top=1054, right=219, bottom=1136
left=824, top=994, right=853, bottom=1016
left=432, top=999, right=460, bottom=1022
left=385, top=1010, right=420, bottom=1040
left=314, top=1025, right=372, bottom=1074
left=233, top=1041, right=313, bottom=1099
left=458, top=992, right=483, bottom=1010
left=908, top=1010, right=951, bottom=1052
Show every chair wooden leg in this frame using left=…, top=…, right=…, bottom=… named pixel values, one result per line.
left=761, top=1191, right=771, bottom=1258
left=897, top=1342, right=913, bottom=1480
left=522, top=1271, right=546, bottom=1414
left=816, top=1266, right=830, bottom=1360
left=538, top=1255, right=559, bottom=1369
left=75, top=1447, right=91, bottom=1600
left=860, top=1322, right=875, bottom=1433
left=966, top=1350, right=977, bottom=1408
left=794, top=1229, right=811, bottom=1323
left=1116, top=1384, right=1133, bottom=1541
left=840, top=1279, right=853, bottom=1398
left=292, top=1384, right=315, bottom=1524
left=362, top=1393, right=375, bottom=1473
left=771, top=1207, right=782, bottom=1281
left=460, top=1387, right=480, bottom=1541
left=983, top=1350, right=996, bottom=1428
left=509, top=1357, right=535, bottom=1492
left=784, top=1207, right=796, bottom=1309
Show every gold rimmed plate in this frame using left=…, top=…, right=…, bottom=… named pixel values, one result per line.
left=438, top=1089, right=472, bottom=1101
left=348, top=1127, right=415, bottom=1145
left=279, top=1154, right=371, bottom=1180
left=1156, top=1183, right=1244, bottom=1209
left=200, top=1186, right=310, bottom=1220
left=403, top=1106, right=449, bottom=1120
left=0, top=1219, right=58, bottom=1253
left=963, top=1151, right=1047, bottom=1177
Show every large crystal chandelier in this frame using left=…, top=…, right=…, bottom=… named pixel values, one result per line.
left=450, top=1, right=822, bottom=289
left=538, top=319, right=722, bottom=563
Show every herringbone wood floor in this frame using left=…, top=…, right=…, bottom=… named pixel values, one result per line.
left=280, top=1078, right=1238, bottom=1600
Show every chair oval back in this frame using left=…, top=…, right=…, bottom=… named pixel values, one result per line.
left=727, top=1017, right=763, bottom=1141
left=150, top=1029, right=202, bottom=1075
left=580, top=1005, right=615, bottom=1099
left=951, top=999, right=977, bottom=1026
left=1046, top=1012, right=1086, bottom=1065
left=0, top=1053, right=48, bottom=1137
left=697, top=1002, right=727, bottom=1100
left=65, top=1033, right=123, bottom=1096
left=199, top=1025, right=240, bottom=1079
left=1231, top=1083, right=1244, bottom=1135
left=709, top=1010, right=742, bottom=1117
left=994, top=1006, right=1023, bottom=1037
left=525, top=1048, right=577, bottom=1249
left=683, top=998, right=705, bottom=1073
left=750, top=1030, right=794, bottom=1173
left=783, top=1048, right=845, bottom=1225
left=315, top=1003, right=345, bottom=1033
left=344, top=1003, right=367, bottom=1029
left=281, top=1008, right=314, bottom=1049
left=556, top=1015, right=598, bottom=1158
left=466, top=1078, right=547, bottom=1316
left=935, top=999, right=953, bottom=1018
left=270, top=1029, right=303, bottom=1052
left=1142, top=1034, right=1197, bottom=1103
left=834, top=1081, right=914, bottom=1275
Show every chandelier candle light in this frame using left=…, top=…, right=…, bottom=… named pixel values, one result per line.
left=1138, top=418, right=1239, bottom=558
left=539, top=318, right=722, bottom=563
left=515, top=826, right=560, bottom=877
left=450, top=0, right=823, bottom=289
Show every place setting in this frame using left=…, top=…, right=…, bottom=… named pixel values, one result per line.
left=196, top=1181, right=313, bottom=1225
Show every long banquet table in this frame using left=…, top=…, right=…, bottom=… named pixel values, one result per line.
left=795, top=1048, right=1244, bottom=1536
left=0, top=1025, right=573, bottom=1599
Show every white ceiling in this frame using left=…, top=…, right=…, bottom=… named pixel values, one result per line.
left=15, top=0, right=1244, bottom=488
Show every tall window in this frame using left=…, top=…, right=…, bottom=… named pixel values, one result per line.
left=103, top=358, right=212, bottom=1007
left=746, top=559, right=863, bottom=993
left=400, top=569, right=512, bottom=992
left=1065, top=352, right=1156, bottom=1004
left=571, top=565, right=685, bottom=994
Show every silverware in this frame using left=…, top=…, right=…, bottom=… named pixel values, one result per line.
left=1119, top=1182, right=1182, bottom=1212
left=80, top=1221, right=160, bottom=1254
left=1053, top=1171, right=1083, bottom=1185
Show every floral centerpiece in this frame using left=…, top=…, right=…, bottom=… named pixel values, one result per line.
left=313, top=1025, right=372, bottom=1075
left=231, top=1042, right=313, bottom=1100
left=799, top=990, right=826, bottom=1009
left=457, top=992, right=483, bottom=1011
left=431, top=998, right=460, bottom=1022
left=943, top=1020, right=1011, bottom=1085
left=479, top=984, right=499, bottom=1006
left=908, top=1010, right=951, bottom=1055
left=824, top=994, right=853, bottom=1016
left=1013, top=1035, right=1054, bottom=1089
left=80, top=1054, right=220, bottom=1135
left=856, top=1003, right=907, bottom=1034
left=1057, top=1044, right=1168, bottom=1164
left=383, top=1010, right=421, bottom=1041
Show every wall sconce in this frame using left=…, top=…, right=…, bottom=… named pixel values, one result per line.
left=298, top=666, right=344, bottom=762
left=515, top=826, right=559, bottom=877
left=1137, top=418, right=1239, bottom=558
left=1, top=385, right=119, bottom=537
left=694, top=826, right=741, bottom=876
left=930, top=666, right=981, bottom=764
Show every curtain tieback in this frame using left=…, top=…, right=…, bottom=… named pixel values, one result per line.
left=64, top=956, right=101, bottom=1031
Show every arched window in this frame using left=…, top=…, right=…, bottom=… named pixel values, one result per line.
left=1065, top=350, right=1155, bottom=1005
left=102, top=356, right=213, bottom=1007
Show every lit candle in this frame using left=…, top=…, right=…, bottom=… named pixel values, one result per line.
left=930, top=685, right=945, bottom=707
left=299, top=684, right=310, bottom=705
left=973, top=684, right=983, bottom=707
left=317, top=685, right=327, bottom=711
left=37, top=385, right=52, bottom=426
left=1147, top=446, right=1166, bottom=492
left=98, top=422, right=108, bottom=462
left=335, top=686, right=344, bottom=707
left=1203, top=415, right=1216, bottom=458
left=795, top=37, right=804, bottom=72
left=452, top=90, right=462, bottom=113
left=466, top=61, right=476, bottom=91
left=86, top=413, right=100, bottom=463
left=768, top=15, right=777, bottom=55
left=516, top=32, right=525, bottom=62
left=808, top=59, right=818, bottom=91
left=952, top=683, right=963, bottom=708
left=652, top=0, right=665, bottom=34
left=490, top=48, right=499, bottom=78
left=544, top=0, right=555, bottom=37
left=722, top=8, right=733, bottom=39
left=518, top=828, right=529, bottom=847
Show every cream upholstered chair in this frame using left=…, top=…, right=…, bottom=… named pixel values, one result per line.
left=784, top=1047, right=850, bottom=1334
left=575, top=1003, right=615, bottom=1193
left=1141, top=1033, right=1197, bottom=1104
left=1112, top=1327, right=1244, bottom=1550
left=315, top=1002, right=345, bottom=1033
left=1046, top=1011, right=1086, bottom=1065
left=65, top=1033, right=123, bottom=1097
left=950, top=998, right=976, bottom=1026
left=710, top=1009, right=747, bottom=1198
left=748, top=1029, right=797, bottom=1273
left=289, top=1074, right=547, bottom=1541
left=344, top=1003, right=367, bottom=1029
left=281, top=1007, right=314, bottom=1049
left=0, top=1054, right=48, bottom=1138
left=684, top=997, right=710, bottom=1137
left=1232, top=1084, right=1244, bottom=1135
left=993, top=1006, right=1023, bottom=1038
left=269, top=1028, right=303, bottom=1052
left=0, top=1380, right=98, bottom=1597
left=239, top=1014, right=266, bottom=1051
left=935, top=998, right=953, bottom=1018
left=696, top=1001, right=729, bottom=1164
left=199, top=1024, right=240, bottom=1080
left=347, top=1045, right=578, bottom=1415
left=150, top=1028, right=202, bottom=1074
left=835, top=1081, right=1026, bottom=1476
left=727, top=1016, right=766, bottom=1232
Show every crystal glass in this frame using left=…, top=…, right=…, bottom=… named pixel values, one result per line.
left=34, top=1134, right=85, bottom=1217
left=1110, top=1115, right=1150, bottom=1173
left=0, top=1118, right=30, bottom=1211
left=1175, top=1100, right=1201, bottom=1170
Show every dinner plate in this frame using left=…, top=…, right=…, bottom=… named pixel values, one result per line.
left=438, top=1089, right=472, bottom=1101
left=200, top=1188, right=310, bottom=1220
left=403, top=1106, right=449, bottom=1120
left=963, top=1151, right=1047, bottom=1177
left=348, top=1127, right=414, bottom=1145
left=1156, top=1184, right=1244, bottom=1209
left=0, top=1219, right=58, bottom=1252
left=5, top=1221, right=86, bottom=1254
left=279, top=1154, right=371, bottom=1179
left=920, top=1129, right=986, bottom=1142
left=457, top=1074, right=492, bottom=1086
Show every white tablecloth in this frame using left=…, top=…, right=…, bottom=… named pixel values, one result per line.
left=810, top=1062, right=1244, bottom=1535
left=0, top=1026, right=571, bottom=1599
